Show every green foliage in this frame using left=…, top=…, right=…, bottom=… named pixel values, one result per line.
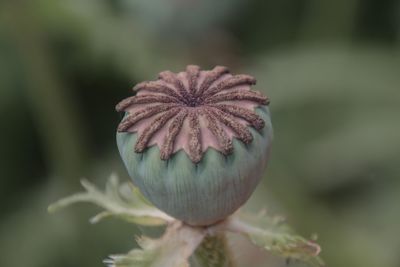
left=230, top=213, right=324, bottom=267
left=49, top=175, right=324, bottom=267
left=48, top=174, right=172, bottom=226
left=105, top=223, right=204, bottom=267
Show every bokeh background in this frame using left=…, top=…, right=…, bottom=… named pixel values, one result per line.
left=1, top=0, right=400, bottom=266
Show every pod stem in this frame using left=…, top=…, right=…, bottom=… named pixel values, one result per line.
left=191, top=232, right=236, bottom=267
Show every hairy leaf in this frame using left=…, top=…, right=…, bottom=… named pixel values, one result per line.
left=227, top=212, right=325, bottom=267
left=104, top=222, right=205, bottom=267
left=48, top=174, right=173, bottom=226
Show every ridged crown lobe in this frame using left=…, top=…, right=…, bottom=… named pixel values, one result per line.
left=116, top=65, right=270, bottom=163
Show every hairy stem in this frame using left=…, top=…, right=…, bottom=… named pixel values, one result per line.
left=191, top=233, right=235, bottom=267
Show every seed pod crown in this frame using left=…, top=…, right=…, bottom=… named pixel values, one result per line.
left=116, top=65, right=269, bottom=163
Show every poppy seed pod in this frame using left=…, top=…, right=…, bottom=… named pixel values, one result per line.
left=116, top=65, right=273, bottom=226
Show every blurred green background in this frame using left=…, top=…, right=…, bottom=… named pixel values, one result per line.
left=1, top=0, right=399, bottom=266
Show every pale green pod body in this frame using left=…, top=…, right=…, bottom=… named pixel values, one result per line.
left=116, top=65, right=272, bottom=226
left=117, top=107, right=272, bottom=226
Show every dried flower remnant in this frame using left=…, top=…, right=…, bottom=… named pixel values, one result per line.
left=116, top=65, right=273, bottom=226
left=116, top=65, right=269, bottom=163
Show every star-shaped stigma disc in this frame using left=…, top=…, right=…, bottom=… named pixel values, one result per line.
left=116, top=65, right=270, bottom=163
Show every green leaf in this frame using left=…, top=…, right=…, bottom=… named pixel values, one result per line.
left=104, top=222, right=205, bottom=267
left=227, top=212, right=325, bottom=267
left=48, top=174, right=173, bottom=226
